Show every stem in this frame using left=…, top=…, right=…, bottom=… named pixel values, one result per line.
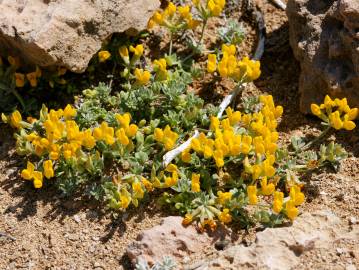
left=169, top=32, right=173, bottom=56
left=301, top=126, right=331, bottom=152
left=198, top=19, right=207, bottom=45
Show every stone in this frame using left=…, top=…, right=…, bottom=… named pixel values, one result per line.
left=286, top=0, right=359, bottom=113
left=191, top=211, right=354, bottom=270
left=126, top=216, right=211, bottom=267
left=0, top=0, right=159, bottom=73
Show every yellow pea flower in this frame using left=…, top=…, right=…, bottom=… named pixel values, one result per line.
left=26, top=72, right=38, bottom=87
left=43, top=160, right=54, bottom=179
left=15, top=73, right=25, bottom=88
left=247, top=185, right=258, bottom=205
left=120, top=189, right=131, bottom=209
left=98, top=50, right=111, bottom=62
left=154, top=128, right=164, bottom=142
left=119, top=46, right=130, bottom=64
left=9, top=110, right=22, bottom=129
left=166, top=164, right=178, bottom=173
left=210, top=116, right=220, bottom=131
left=164, top=2, right=176, bottom=16
left=126, top=124, right=138, bottom=137
left=141, top=177, right=154, bottom=192
left=182, top=213, right=193, bottom=225
left=311, top=104, right=321, bottom=116
left=285, top=200, right=298, bottom=221
left=324, top=95, right=335, bottom=109
left=222, top=44, right=236, bottom=57
left=260, top=177, right=275, bottom=196
left=116, top=128, right=130, bottom=146
left=181, top=149, right=191, bottom=163
left=152, top=11, right=164, bottom=25
left=63, top=104, right=77, bottom=119
left=347, top=108, right=358, bottom=121
left=289, top=185, right=305, bottom=206
left=129, top=44, right=144, bottom=58
left=134, top=68, right=151, bottom=85
left=21, top=161, right=35, bottom=180
left=219, top=208, right=232, bottom=223
left=178, top=6, right=191, bottom=19
left=217, top=191, right=232, bottom=205
left=132, top=181, right=144, bottom=199
left=115, top=113, right=131, bottom=128
left=207, top=54, right=217, bottom=73
left=272, top=191, right=284, bottom=214
left=33, top=171, right=43, bottom=189
left=82, top=129, right=96, bottom=149
left=191, top=173, right=200, bottom=192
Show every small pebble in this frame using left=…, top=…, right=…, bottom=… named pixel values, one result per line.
left=349, top=217, right=357, bottom=225
left=73, top=215, right=81, bottom=223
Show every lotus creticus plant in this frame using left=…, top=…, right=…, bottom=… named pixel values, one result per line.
left=2, top=0, right=357, bottom=231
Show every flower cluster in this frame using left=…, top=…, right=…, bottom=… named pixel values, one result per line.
left=207, top=44, right=261, bottom=82
left=148, top=2, right=201, bottom=31
left=154, top=125, right=179, bottom=151
left=311, top=95, right=357, bottom=130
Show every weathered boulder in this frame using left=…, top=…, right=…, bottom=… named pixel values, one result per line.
left=189, top=211, right=359, bottom=270
left=0, top=0, right=159, bottom=73
left=126, top=216, right=212, bottom=267
left=287, top=0, right=359, bottom=113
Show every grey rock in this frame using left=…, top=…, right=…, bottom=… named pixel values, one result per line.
left=287, top=0, right=359, bottom=113
left=0, top=0, right=159, bottom=73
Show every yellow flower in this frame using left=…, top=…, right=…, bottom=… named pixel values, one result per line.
left=165, top=2, right=176, bottom=16
left=182, top=213, right=193, bottom=225
left=119, top=46, right=130, bottom=64
left=152, top=11, right=164, bottom=25
left=289, top=185, right=305, bottom=206
left=15, top=73, right=25, bottom=88
left=82, top=129, right=96, bottom=149
left=134, top=68, right=151, bottom=85
left=116, top=128, right=130, bottom=145
left=346, top=108, right=358, bottom=121
left=132, top=181, right=144, bottom=199
left=219, top=208, right=232, bottom=223
left=210, top=116, right=220, bottom=131
left=324, top=95, right=335, bottom=109
left=178, top=6, right=191, bottom=19
left=207, top=54, right=217, bottom=73
left=343, top=114, right=356, bottom=131
left=43, top=160, right=54, bottom=179
left=115, top=113, right=131, bottom=128
left=26, top=72, right=38, bottom=87
left=285, top=200, right=298, bottom=221
left=93, top=122, right=115, bottom=145
left=98, top=50, right=111, bottom=62
left=63, top=104, right=77, bottom=119
left=126, top=124, right=138, bottom=137
left=166, top=164, right=178, bottom=173
left=141, top=177, right=154, bottom=192
left=33, top=171, right=43, bottom=189
left=247, top=185, right=257, bottom=205
left=153, top=58, right=168, bottom=81
left=181, top=149, right=191, bottom=163
left=222, top=44, right=236, bottom=57
left=191, top=173, right=200, bottom=192
left=9, top=110, right=22, bottom=128
left=329, top=111, right=343, bottom=130
left=154, top=128, right=164, bottom=142
left=272, top=191, right=283, bottom=214
left=311, top=104, right=321, bottom=116
left=129, top=44, right=144, bottom=58
left=260, top=177, right=275, bottom=196
left=120, top=189, right=131, bottom=209
left=217, top=191, right=232, bottom=205
left=21, top=161, right=35, bottom=180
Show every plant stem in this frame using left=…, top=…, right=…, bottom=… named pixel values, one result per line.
left=169, top=33, right=173, bottom=55
left=198, top=19, right=208, bottom=45
left=301, top=126, right=331, bottom=152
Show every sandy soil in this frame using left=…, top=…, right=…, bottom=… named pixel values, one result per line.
left=1, top=0, right=358, bottom=269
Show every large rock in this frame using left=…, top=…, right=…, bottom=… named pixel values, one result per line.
left=190, top=211, right=359, bottom=269
left=0, top=0, right=159, bottom=73
left=126, top=216, right=212, bottom=267
left=287, top=0, right=359, bottom=113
